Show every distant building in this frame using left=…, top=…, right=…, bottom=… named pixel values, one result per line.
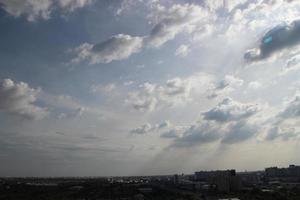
left=195, top=170, right=242, bottom=192
left=239, top=171, right=262, bottom=186
left=265, top=165, right=300, bottom=180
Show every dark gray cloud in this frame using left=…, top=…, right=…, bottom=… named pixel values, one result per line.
left=245, top=19, right=300, bottom=61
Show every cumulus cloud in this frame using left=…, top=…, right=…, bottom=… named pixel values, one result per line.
left=0, top=79, right=48, bottom=120
left=221, top=120, right=258, bottom=144
left=127, top=82, right=158, bottom=112
left=130, top=120, right=171, bottom=134
left=175, top=44, right=190, bottom=57
left=127, top=73, right=214, bottom=111
left=159, top=77, right=191, bottom=99
left=130, top=123, right=153, bottom=134
left=245, top=19, right=300, bottom=62
left=165, top=97, right=263, bottom=148
left=0, top=0, right=92, bottom=21
left=147, top=4, right=212, bottom=47
left=203, top=98, right=260, bottom=122
left=208, top=75, right=243, bottom=98
left=171, top=120, right=222, bottom=148
left=71, top=34, right=144, bottom=64
left=160, top=126, right=187, bottom=139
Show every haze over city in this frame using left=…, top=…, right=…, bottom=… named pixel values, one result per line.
left=1, top=0, right=300, bottom=177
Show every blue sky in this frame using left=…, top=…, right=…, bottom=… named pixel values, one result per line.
left=1, top=0, right=300, bottom=176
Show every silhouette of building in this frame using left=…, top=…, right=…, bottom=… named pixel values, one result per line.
left=195, top=170, right=242, bottom=192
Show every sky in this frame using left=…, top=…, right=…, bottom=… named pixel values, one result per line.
left=1, top=0, right=300, bottom=177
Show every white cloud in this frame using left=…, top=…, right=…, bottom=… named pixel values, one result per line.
left=90, top=83, right=116, bottom=94
left=164, top=97, right=263, bottom=147
left=160, top=126, right=187, bottom=139
left=130, top=123, right=153, bottom=134
left=158, top=77, right=191, bottom=100
left=278, top=94, right=300, bottom=121
left=127, top=82, right=158, bottom=112
left=147, top=4, right=212, bottom=47
left=127, top=73, right=214, bottom=111
left=203, top=98, right=260, bottom=123
left=58, top=106, right=85, bottom=119
left=171, top=120, right=222, bottom=148
left=282, top=53, right=300, bottom=74
left=71, top=34, right=144, bottom=64
left=130, top=120, right=170, bottom=134
left=208, top=75, right=244, bottom=98
left=175, top=44, right=190, bottom=57
left=0, top=0, right=92, bottom=21
left=265, top=126, right=300, bottom=141
left=0, top=79, right=48, bottom=120
left=248, top=81, right=262, bottom=89
left=58, top=0, right=92, bottom=11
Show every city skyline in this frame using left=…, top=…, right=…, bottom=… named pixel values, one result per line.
left=1, top=0, right=300, bottom=177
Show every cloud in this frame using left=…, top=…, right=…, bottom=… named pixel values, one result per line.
left=248, top=81, right=262, bottom=89
left=203, top=98, right=259, bottom=122
left=57, top=0, right=92, bottom=12
left=0, top=79, right=48, bottom=120
left=175, top=44, right=190, bottom=57
left=90, top=83, right=116, bottom=94
left=208, top=75, right=244, bottom=98
left=278, top=95, right=300, bottom=120
left=0, top=0, right=92, bottom=21
left=245, top=19, right=300, bottom=62
left=130, top=120, right=171, bottom=134
left=166, top=97, right=263, bottom=147
left=282, top=53, right=300, bottom=73
left=221, top=120, right=258, bottom=144
left=130, top=123, right=153, bottom=134
left=147, top=4, right=211, bottom=47
left=171, top=120, right=222, bottom=148
left=160, top=126, right=186, bottom=139
left=127, top=73, right=214, bottom=111
left=127, top=82, right=158, bottom=112
left=159, top=77, right=191, bottom=99
left=58, top=107, right=85, bottom=119
left=71, top=34, right=144, bottom=64
left=252, top=92, right=300, bottom=142
left=265, top=126, right=300, bottom=141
